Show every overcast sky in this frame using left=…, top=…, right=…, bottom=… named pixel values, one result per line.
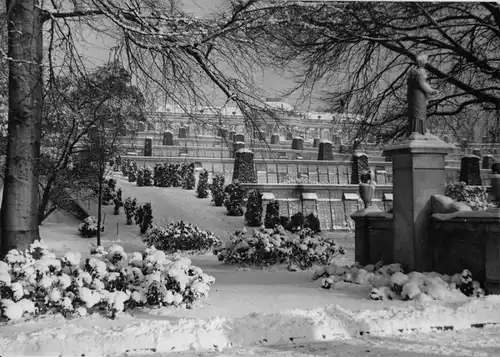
left=75, top=0, right=319, bottom=110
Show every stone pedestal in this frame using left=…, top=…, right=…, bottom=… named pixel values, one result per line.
left=162, top=131, right=173, bottom=146
left=144, top=138, right=153, bottom=157
left=234, top=133, right=245, bottom=143
left=350, top=152, right=369, bottom=184
left=383, top=134, right=454, bottom=272
left=178, top=127, right=188, bottom=138
left=291, top=137, right=304, bottom=150
left=459, top=155, right=482, bottom=185
left=312, top=138, right=320, bottom=148
left=233, top=141, right=245, bottom=157
left=270, top=134, right=280, bottom=145
left=317, top=141, right=334, bottom=161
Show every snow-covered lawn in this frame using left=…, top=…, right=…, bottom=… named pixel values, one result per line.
left=1, top=172, right=500, bottom=357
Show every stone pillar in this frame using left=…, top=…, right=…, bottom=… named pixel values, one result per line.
left=317, top=140, right=334, bottom=161
left=270, top=134, right=280, bottom=145
left=350, top=152, right=369, bottom=184
left=179, top=127, right=188, bottom=138
left=234, top=133, right=245, bottom=143
left=459, top=155, right=482, bottom=185
left=291, top=137, right=304, bottom=150
left=229, top=131, right=236, bottom=141
left=144, top=138, right=153, bottom=157
left=233, top=141, right=246, bottom=157
left=162, top=131, right=174, bottom=146
left=313, top=138, right=320, bottom=148
left=483, top=155, right=495, bottom=170
left=286, top=132, right=293, bottom=140
left=232, top=149, right=256, bottom=183
left=383, top=136, right=454, bottom=271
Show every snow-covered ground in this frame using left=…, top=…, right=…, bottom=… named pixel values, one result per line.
left=2, top=172, right=500, bottom=357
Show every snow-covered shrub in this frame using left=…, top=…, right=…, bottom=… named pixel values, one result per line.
left=183, top=163, right=196, bottom=190
left=124, top=197, right=137, bottom=225
left=211, top=175, right=225, bottom=206
left=445, top=182, right=496, bottom=211
left=78, top=216, right=105, bottom=238
left=136, top=168, right=145, bottom=187
left=121, top=159, right=130, bottom=177
left=143, top=167, right=153, bottom=186
left=113, top=188, right=123, bottom=215
left=314, top=262, right=486, bottom=301
left=214, top=226, right=345, bottom=270
left=140, top=203, right=153, bottom=234
left=285, top=212, right=305, bottom=232
left=245, top=190, right=263, bottom=227
left=264, top=201, right=280, bottom=229
left=171, top=163, right=182, bottom=187
left=224, top=182, right=245, bottom=216
left=0, top=241, right=215, bottom=321
left=102, top=178, right=117, bottom=205
left=135, top=205, right=145, bottom=226
left=143, top=221, right=222, bottom=253
left=128, top=162, right=137, bottom=182
left=305, top=213, right=321, bottom=233
left=196, top=169, right=209, bottom=198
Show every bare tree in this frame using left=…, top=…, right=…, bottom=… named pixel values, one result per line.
left=246, top=1, right=500, bottom=143
left=0, top=0, right=289, bottom=255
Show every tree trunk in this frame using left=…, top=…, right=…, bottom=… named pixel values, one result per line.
left=1, top=0, right=42, bottom=256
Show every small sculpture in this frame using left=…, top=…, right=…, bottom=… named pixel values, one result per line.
left=359, top=170, right=377, bottom=209
left=407, top=54, right=439, bottom=137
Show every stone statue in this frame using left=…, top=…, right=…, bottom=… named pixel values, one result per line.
left=407, top=54, right=439, bottom=136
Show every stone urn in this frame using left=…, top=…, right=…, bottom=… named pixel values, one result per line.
left=359, top=171, right=376, bottom=209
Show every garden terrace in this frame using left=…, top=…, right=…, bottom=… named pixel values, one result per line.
left=122, top=156, right=494, bottom=186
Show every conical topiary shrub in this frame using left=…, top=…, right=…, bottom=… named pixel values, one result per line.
left=136, top=168, right=145, bottom=187
left=211, top=175, right=225, bottom=206
left=143, top=166, right=153, bottom=186
left=224, top=182, right=245, bottom=216
left=184, top=162, right=196, bottom=189
left=245, top=189, right=263, bottom=226
left=264, top=201, right=280, bottom=229
left=197, top=169, right=209, bottom=198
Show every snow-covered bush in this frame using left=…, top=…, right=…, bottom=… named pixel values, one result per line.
left=128, top=162, right=137, bottom=182
left=0, top=241, right=215, bottom=321
left=113, top=188, right=123, bottom=215
left=136, top=168, right=145, bottom=187
left=314, top=261, right=486, bottom=302
left=211, top=175, right=225, bottom=206
left=78, top=216, right=105, bottom=238
left=196, top=169, right=209, bottom=198
left=102, top=178, right=117, bottom=205
left=143, top=167, right=153, bottom=187
left=445, top=182, right=496, bottom=211
left=214, top=226, right=345, bottom=270
left=140, top=203, right=153, bottom=234
left=183, top=163, right=196, bottom=190
left=224, top=182, right=245, bottom=216
left=245, top=189, right=263, bottom=226
left=171, top=163, right=182, bottom=187
left=143, top=221, right=222, bottom=253
left=264, top=201, right=280, bottom=229
left=124, top=197, right=137, bottom=225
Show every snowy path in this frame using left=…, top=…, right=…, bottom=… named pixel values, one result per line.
left=123, top=325, right=500, bottom=357
left=114, top=173, right=244, bottom=240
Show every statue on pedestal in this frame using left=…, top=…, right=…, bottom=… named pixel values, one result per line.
left=407, top=54, right=439, bottom=137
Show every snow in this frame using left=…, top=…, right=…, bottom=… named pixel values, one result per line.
left=1, top=172, right=500, bottom=356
